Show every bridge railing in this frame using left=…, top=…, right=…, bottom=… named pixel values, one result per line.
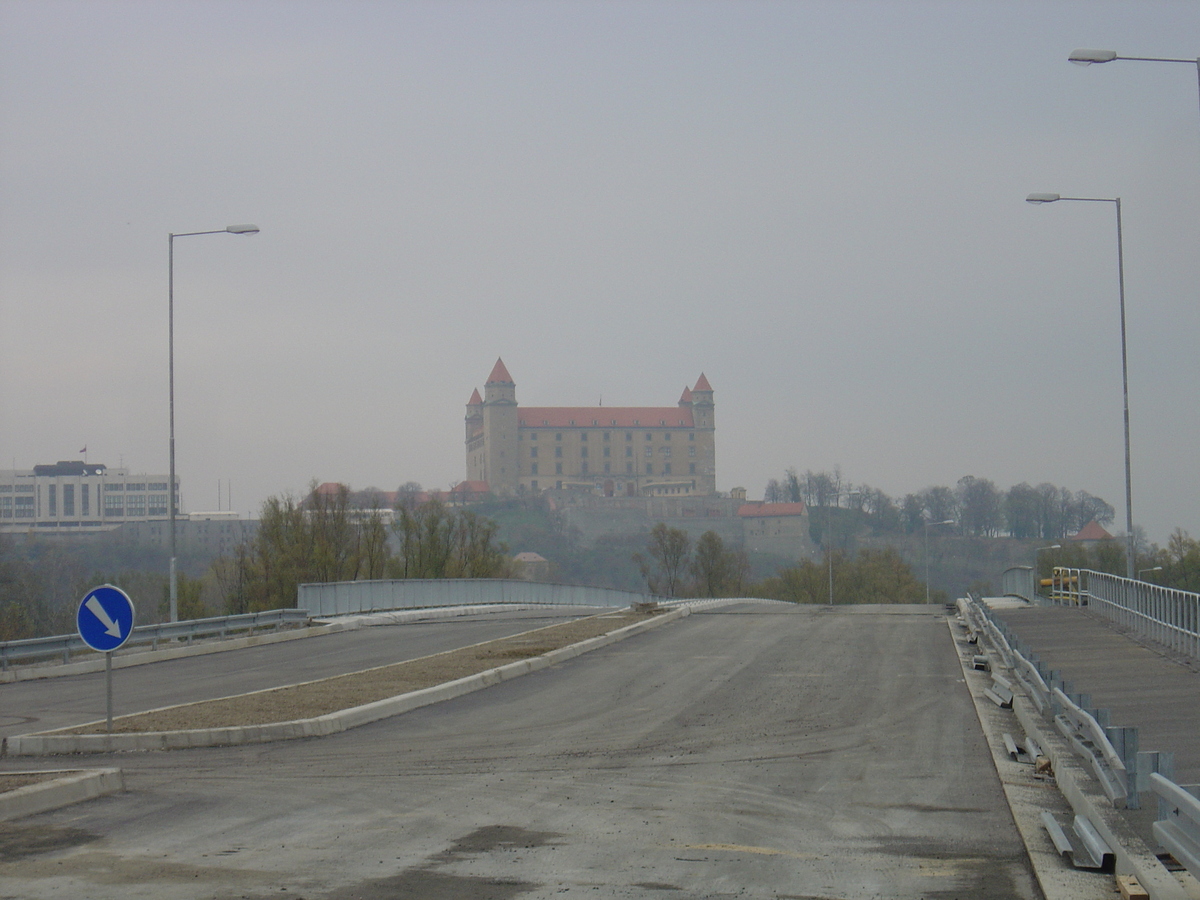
left=0, top=608, right=311, bottom=671
left=1084, top=570, right=1200, bottom=662
left=296, top=578, right=658, bottom=617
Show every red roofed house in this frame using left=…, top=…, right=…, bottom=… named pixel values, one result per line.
left=466, top=358, right=716, bottom=497
left=1069, top=519, right=1115, bottom=545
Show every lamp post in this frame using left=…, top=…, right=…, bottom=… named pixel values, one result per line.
left=1026, top=193, right=1135, bottom=580
left=168, top=225, right=259, bottom=622
left=1068, top=49, right=1200, bottom=136
left=923, top=519, right=955, bottom=604
left=1033, top=543, right=1062, bottom=600
left=1138, top=565, right=1163, bottom=581
left=825, top=489, right=860, bottom=605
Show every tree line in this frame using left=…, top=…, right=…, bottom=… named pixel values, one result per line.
left=764, top=468, right=1115, bottom=540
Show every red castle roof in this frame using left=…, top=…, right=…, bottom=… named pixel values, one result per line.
left=486, top=358, right=514, bottom=385
left=679, top=386, right=693, bottom=404
left=519, top=407, right=695, bottom=428
left=467, top=388, right=483, bottom=406
left=693, top=373, right=712, bottom=392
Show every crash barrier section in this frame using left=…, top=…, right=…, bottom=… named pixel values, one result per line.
left=0, top=608, right=310, bottom=671
left=296, top=578, right=659, bottom=617
left=963, top=595, right=1200, bottom=885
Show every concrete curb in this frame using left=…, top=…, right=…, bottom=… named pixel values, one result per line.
left=0, top=768, right=124, bottom=821
left=4, top=607, right=689, bottom=756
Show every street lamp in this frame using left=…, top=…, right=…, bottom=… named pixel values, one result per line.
left=168, top=225, right=260, bottom=622
left=1069, top=49, right=1200, bottom=131
left=1138, top=565, right=1163, bottom=581
left=1026, top=193, right=1136, bottom=580
left=923, top=519, right=954, bottom=604
left=1033, top=543, right=1062, bottom=600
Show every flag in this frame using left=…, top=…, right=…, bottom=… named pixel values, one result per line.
left=79, top=445, right=87, bottom=454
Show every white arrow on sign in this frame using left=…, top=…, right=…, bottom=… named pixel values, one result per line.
left=85, top=595, right=123, bottom=638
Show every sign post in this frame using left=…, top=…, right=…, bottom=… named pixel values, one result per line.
left=77, top=585, right=135, bottom=733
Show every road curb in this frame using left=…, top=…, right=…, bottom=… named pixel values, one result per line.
left=4, top=607, right=689, bottom=756
left=0, top=768, right=124, bottom=821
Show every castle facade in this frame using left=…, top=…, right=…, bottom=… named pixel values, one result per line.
left=466, top=359, right=716, bottom=497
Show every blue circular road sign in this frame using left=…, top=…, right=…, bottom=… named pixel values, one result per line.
left=77, top=585, right=136, bottom=652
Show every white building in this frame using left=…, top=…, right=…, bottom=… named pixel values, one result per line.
left=0, top=461, right=179, bottom=534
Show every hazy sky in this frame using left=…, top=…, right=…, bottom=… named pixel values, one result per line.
left=2, top=1, right=1198, bottom=545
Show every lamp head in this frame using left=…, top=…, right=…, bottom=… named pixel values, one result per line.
left=1026, top=193, right=1060, bottom=204
left=225, top=224, right=260, bottom=234
left=1069, top=49, right=1118, bottom=66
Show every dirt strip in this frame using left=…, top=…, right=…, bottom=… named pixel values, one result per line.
left=50, top=609, right=657, bottom=736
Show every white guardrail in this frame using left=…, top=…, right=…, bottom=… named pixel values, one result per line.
left=0, top=608, right=310, bottom=670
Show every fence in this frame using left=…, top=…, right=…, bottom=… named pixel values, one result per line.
left=0, top=608, right=310, bottom=671
left=1000, top=566, right=1200, bottom=663
left=296, top=578, right=657, bottom=618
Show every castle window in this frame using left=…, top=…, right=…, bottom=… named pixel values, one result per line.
left=581, top=447, right=588, bottom=458
left=543, top=420, right=548, bottom=425
left=531, top=432, right=538, bottom=440
left=555, top=447, right=562, bottom=458
left=582, top=462, right=589, bottom=474
left=665, top=433, right=671, bottom=440
left=556, top=433, right=562, bottom=441
left=664, top=463, right=672, bottom=475
left=531, top=463, right=538, bottom=475
left=689, top=463, right=696, bottom=475
left=645, top=433, right=652, bottom=441
left=626, top=463, right=633, bottom=474
left=646, top=463, right=653, bottom=474
left=531, top=481, right=538, bottom=491
left=592, top=419, right=598, bottom=426
left=611, top=419, right=616, bottom=426
left=661, top=447, right=671, bottom=458
left=689, top=433, right=695, bottom=441
left=625, top=432, right=632, bottom=441
left=644, top=447, right=652, bottom=457
left=604, top=463, right=611, bottom=474
left=633, top=420, right=639, bottom=426
left=603, top=432, right=610, bottom=441
left=603, top=446, right=610, bottom=457
left=625, top=447, right=632, bottom=457
left=556, top=463, right=563, bottom=475
left=660, top=419, right=665, bottom=425
left=580, top=432, right=588, bottom=441
left=689, top=446, right=696, bottom=457
left=530, top=447, right=538, bottom=458
left=569, top=420, right=575, bottom=426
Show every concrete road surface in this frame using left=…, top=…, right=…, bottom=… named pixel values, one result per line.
left=0, top=603, right=1040, bottom=900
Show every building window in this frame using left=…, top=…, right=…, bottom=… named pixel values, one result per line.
left=646, top=463, right=653, bottom=475
left=149, top=494, right=168, bottom=515
left=126, top=494, right=146, bottom=517
left=105, top=483, right=124, bottom=492
left=104, top=494, right=124, bottom=516
left=644, top=446, right=652, bottom=457
left=646, top=433, right=652, bottom=441
left=689, top=463, right=696, bottom=475
left=556, top=433, right=562, bottom=441
left=531, top=447, right=538, bottom=458
left=531, top=480, right=538, bottom=491
left=81, top=484, right=90, bottom=516
left=665, top=433, right=671, bottom=441
left=626, top=462, right=633, bottom=474
left=581, top=462, right=589, bottom=475
left=604, top=463, right=611, bottom=474
left=531, top=463, right=538, bottom=475
left=555, top=446, right=563, bottom=458
left=689, top=446, right=696, bottom=457
left=603, top=432, right=610, bottom=441
left=689, top=433, right=695, bottom=441
left=664, top=463, right=672, bottom=475
left=626, top=432, right=632, bottom=441
left=531, top=432, right=538, bottom=440
left=581, top=432, right=588, bottom=442
left=48, top=484, right=57, bottom=516
left=581, top=447, right=588, bottom=458
left=556, top=463, right=563, bottom=475
left=625, top=447, right=632, bottom=457
left=603, top=446, right=610, bottom=457
left=661, top=447, right=671, bottom=458
left=0, top=497, right=11, bottom=518
left=14, top=496, right=34, bottom=518
left=63, top=484, right=74, bottom=516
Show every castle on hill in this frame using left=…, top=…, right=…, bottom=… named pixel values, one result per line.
left=465, top=359, right=716, bottom=497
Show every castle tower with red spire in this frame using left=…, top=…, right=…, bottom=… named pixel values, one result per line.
left=466, top=360, right=716, bottom=497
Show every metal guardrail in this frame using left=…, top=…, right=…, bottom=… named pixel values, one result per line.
left=1151, top=772, right=1200, bottom=880
left=1082, top=570, right=1200, bottom=662
left=1052, top=687, right=1130, bottom=806
left=0, top=608, right=310, bottom=671
left=297, top=578, right=660, bottom=617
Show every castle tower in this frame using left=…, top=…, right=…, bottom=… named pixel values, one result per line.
left=690, top=373, right=716, bottom=494
left=481, top=358, right=519, bottom=494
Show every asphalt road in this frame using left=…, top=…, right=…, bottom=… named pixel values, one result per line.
left=0, top=607, right=600, bottom=740
left=0, top=603, right=1041, bottom=900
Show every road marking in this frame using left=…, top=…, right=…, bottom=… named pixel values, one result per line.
left=681, top=843, right=818, bottom=859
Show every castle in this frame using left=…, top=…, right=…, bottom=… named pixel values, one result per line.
left=465, top=359, right=716, bottom=497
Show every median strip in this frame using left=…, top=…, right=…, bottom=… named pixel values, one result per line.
left=4, top=606, right=687, bottom=756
